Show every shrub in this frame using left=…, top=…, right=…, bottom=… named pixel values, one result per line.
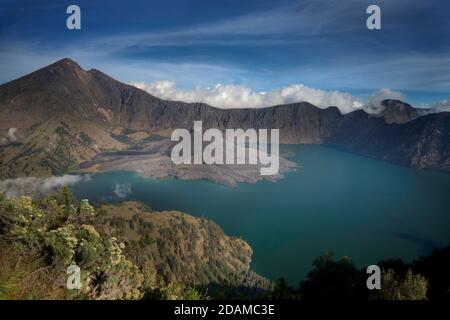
left=0, top=189, right=143, bottom=300
left=371, top=269, right=428, bottom=300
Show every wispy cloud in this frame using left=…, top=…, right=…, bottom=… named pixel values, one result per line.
left=113, top=183, right=132, bottom=198
left=92, top=1, right=358, bottom=50
left=0, top=175, right=91, bottom=198
left=0, top=0, right=448, bottom=106
left=0, top=128, right=18, bottom=146
left=426, top=98, right=450, bottom=114
left=364, top=88, right=406, bottom=113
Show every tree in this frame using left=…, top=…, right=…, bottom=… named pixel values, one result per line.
left=371, top=268, right=428, bottom=300
left=299, top=253, right=366, bottom=300
left=264, top=278, right=299, bottom=300
left=143, top=282, right=206, bottom=300
left=411, top=246, right=450, bottom=300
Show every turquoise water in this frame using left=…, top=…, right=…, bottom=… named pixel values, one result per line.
left=71, top=145, right=450, bottom=284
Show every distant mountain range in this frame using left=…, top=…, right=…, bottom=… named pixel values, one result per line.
left=0, top=58, right=449, bottom=178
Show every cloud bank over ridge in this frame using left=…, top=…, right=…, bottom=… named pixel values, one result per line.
left=131, top=81, right=410, bottom=114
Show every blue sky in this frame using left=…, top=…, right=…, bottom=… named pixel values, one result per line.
left=0, top=0, right=449, bottom=109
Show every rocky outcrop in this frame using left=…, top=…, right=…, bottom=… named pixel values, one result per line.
left=375, top=99, right=424, bottom=124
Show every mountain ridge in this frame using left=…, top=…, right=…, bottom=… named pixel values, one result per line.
left=1, top=58, right=449, bottom=178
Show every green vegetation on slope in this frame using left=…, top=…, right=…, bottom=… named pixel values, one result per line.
left=102, top=201, right=270, bottom=290
left=0, top=188, right=206, bottom=300
left=0, top=187, right=270, bottom=300
left=1, top=188, right=449, bottom=300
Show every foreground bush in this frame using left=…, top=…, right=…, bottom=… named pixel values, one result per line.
left=0, top=242, right=65, bottom=299
left=0, top=188, right=143, bottom=299
left=371, top=269, right=428, bottom=300
left=0, top=188, right=207, bottom=300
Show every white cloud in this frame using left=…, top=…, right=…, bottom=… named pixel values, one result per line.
left=428, top=99, right=450, bottom=113
left=94, top=1, right=356, bottom=50
left=363, top=88, right=406, bottom=114
left=0, top=175, right=91, bottom=198
left=0, top=128, right=18, bottom=146
left=113, top=183, right=132, bottom=198
left=131, top=81, right=364, bottom=113
left=132, top=81, right=414, bottom=114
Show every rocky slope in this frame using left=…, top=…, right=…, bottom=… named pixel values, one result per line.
left=328, top=110, right=450, bottom=171
left=78, top=138, right=297, bottom=187
left=103, top=201, right=271, bottom=290
left=375, top=99, right=425, bottom=124
left=1, top=58, right=449, bottom=178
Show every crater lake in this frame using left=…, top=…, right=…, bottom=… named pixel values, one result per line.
left=70, top=145, right=450, bottom=284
